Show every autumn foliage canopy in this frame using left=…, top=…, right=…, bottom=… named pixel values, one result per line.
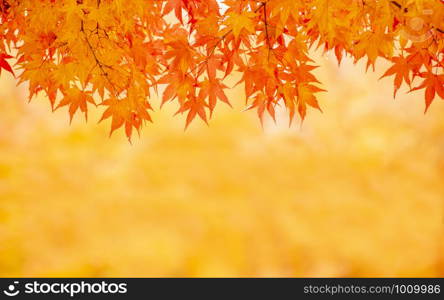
left=0, top=0, right=443, bottom=139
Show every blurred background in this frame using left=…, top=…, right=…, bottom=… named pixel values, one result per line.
left=0, top=53, right=443, bottom=277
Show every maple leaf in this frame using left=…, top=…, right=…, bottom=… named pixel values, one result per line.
left=247, top=92, right=276, bottom=126
left=411, top=73, right=444, bottom=112
left=100, top=96, right=153, bottom=141
left=380, top=56, right=412, bottom=98
left=175, top=96, right=208, bottom=129
left=297, top=83, right=324, bottom=121
left=56, top=88, right=96, bottom=122
left=159, top=72, right=194, bottom=106
left=0, top=53, right=14, bottom=76
left=224, top=12, right=256, bottom=38
left=354, top=32, right=394, bottom=70
left=198, top=78, right=231, bottom=114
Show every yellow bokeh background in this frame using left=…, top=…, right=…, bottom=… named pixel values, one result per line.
left=0, top=53, right=443, bottom=277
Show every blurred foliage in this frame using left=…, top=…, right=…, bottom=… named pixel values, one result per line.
left=0, top=55, right=443, bottom=277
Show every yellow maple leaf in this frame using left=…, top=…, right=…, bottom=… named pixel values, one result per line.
left=224, top=12, right=256, bottom=38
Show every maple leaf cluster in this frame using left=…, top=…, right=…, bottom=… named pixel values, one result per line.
left=0, top=0, right=443, bottom=140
